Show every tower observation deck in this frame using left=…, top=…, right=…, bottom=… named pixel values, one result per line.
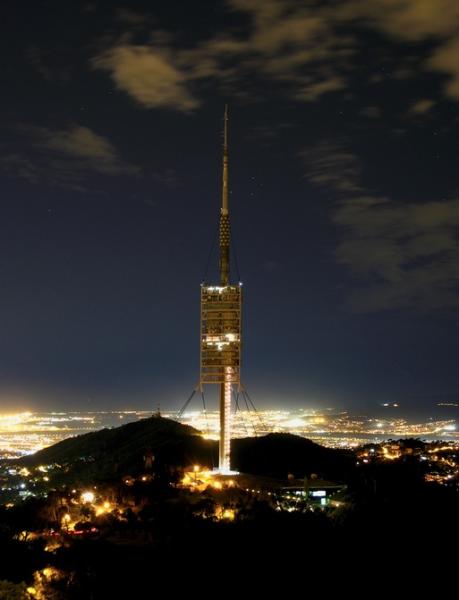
left=200, top=107, right=241, bottom=473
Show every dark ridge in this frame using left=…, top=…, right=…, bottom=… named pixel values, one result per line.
left=18, top=416, right=215, bottom=481
left=232, top=433, right=353, bottom=480
left=17, top=416, right=352, bottom=482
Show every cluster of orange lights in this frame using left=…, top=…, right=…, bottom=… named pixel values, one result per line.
left=58, top=491, right=116, bottom=532
left=181, top=466, right=235, bottom=491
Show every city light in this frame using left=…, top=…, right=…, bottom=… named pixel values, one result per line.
left=0, top=409, right=458, bottom=460
left=81, top=491, right=95, bottom=503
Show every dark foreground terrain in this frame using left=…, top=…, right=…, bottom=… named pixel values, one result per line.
left=0, top=417, right=457, bottom=597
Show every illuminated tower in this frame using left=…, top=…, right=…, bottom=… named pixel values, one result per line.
left=200, top=106, right=241, bottom=473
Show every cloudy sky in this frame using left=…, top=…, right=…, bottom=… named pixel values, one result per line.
left=2, top=0, right=459, bottom=415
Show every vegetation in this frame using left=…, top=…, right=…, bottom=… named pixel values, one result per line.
left=0, top=418, right=457, bottom=595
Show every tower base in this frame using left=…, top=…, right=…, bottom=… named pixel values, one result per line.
left=212, top=467, right=239, bottom=476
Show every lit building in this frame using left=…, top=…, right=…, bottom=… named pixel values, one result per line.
left=280, top=478, right=347, bottom=508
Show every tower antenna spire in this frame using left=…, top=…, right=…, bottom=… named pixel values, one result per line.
left=220, top=105, right=230, bottom=286
left=222, top=104, right=229, bottom=213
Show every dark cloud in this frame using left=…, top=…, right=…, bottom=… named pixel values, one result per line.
left=91, top=0, right=354, bottom=110
left=0, top=124, right=139, bottom=190
left=93, top=45, right=199, bottom=112
left=89, top=0, right=459, bottom=112
left=360, top=106, right=382, bottom=118
left=408, top=99, right=435, bottom=115
left=304, top=141, right=459, bottom=312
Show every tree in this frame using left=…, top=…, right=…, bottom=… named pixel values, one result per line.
left=0, top=580, right=30, bottom=600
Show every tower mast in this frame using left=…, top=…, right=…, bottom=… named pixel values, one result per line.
left=219, top=104, right=231, bottom=472
left=220, top=104, right=230, bottom=286
left=199, top=106, right=241, bottom=474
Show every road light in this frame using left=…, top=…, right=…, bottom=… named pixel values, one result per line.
left=81, top=491, right=94, bottom=503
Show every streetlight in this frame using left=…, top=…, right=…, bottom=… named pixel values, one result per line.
left=81, top=491, right=95, bottom=503
left=63, top=513, right=71, bottom=531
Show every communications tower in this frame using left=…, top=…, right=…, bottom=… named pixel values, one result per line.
left=199, top=106, right=242, bottom=474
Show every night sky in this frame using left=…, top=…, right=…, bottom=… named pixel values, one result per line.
left=2, top=0, right=459, bottom=414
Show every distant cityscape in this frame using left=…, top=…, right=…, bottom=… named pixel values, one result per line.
left=1, top=409, right=457, bottom=595
left=0, top=408, right=457, bottom=460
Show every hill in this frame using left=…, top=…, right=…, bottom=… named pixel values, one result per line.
left=18, top=416, right=353, bottom=482
left=233, top=433, right=352, bottom=480
left=19, top=416, right=210, bottom=481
